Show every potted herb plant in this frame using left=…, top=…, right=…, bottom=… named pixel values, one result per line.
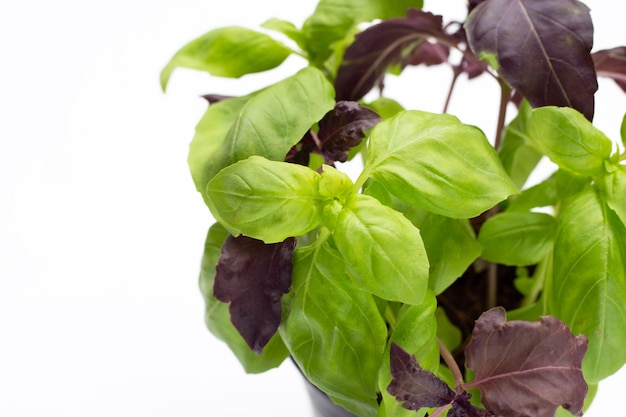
left=162, top=1, right=626, bottom=416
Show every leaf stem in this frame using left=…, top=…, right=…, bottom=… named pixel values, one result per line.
left=494, top=77, right=512, bottom=150
left=521, top=251, right=552, bottom=307
left=429, top=405, right=452, bottom=417
left=443, top=68, right=461, bottom=114
left=486, top=262, right=498, bottom=309
left=438, top=338, right=465, bottom=392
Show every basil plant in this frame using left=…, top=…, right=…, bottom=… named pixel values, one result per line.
left=163, top=1, right=626, bottom=416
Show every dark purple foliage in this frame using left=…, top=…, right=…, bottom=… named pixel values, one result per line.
left=335, top=10, right=453, bottom=101
left=409, top=40, right=450, bottom=67
left=465, top=307, right=588, bottom=417
left=593, top=47, right=626, bottom=92
left=286, top=101, right=380, bottom=166
left=388, top=343, right=491, bottom=416
left=214, top=235, right=296, bottom=354
left=466, top=0, right=598, bottom=120
left=388, top=343, right=456, bottom=410
left=201, top=94, right=233, bottom=104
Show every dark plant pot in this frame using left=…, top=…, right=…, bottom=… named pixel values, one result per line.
left=304, top=378, right=358, bottom=417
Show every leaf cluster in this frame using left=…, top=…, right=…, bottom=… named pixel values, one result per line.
left=163, top=1, right=626, bottom=416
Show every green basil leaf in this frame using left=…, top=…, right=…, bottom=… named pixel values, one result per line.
left=478, top=211, right=556, bottom=266
left=281, top=242, right=387, bottom=417
left=378, top=294, right=439, bottom=417
left=188, top=95, right=252, bottom=199
left=506, top=176, right=558, bottom=212
left=161, top=27, right=292, bottom=91
left=527, top=106, right=613, bottom=177
left=498, top=100, right=543, bottom=188
left=548, top=186, right=626, bottom=382
left=261, top=18, right=308, bottom=51
left=602, top=167, right=626, bottom=227
left=399, top=203, right=481, bottom=294
left=222, top=66, right=334, bottom=160
left=199, top=223, right=288, bottom=373
left=554, top=169, right=590, bottom=202
left=205, top=156, right=322, bottom=243
left=302, top=0, right=423, bottom=65
left=365, top=97, right=405, bottom=120
left=436, top=307, right=462, bottom=352
left=363, top=110, right=518, bottom=218
left=189, top=67, right=335, bottom=202
left=332, top=194, right=429, bottom=305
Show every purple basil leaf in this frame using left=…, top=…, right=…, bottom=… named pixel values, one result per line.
left=285, top=130, right=316, bottom=167
left=448, top=392, right=492, bottom=417
left=465, top=307, right=588, bottom=417
left=387, top=342, right=456, bottom=410
left=316, top=101, right=381, bottom=164
left=410, top=40, right=450, bottom=67
left=468, top=0, right=487, bottom=13
left=214, top=235, right=296, bottom=354
left=593, top=47, right=626, bottom=93
left=201, top=94, right=233, bottom=104
left=465, top=0, right=598, bottom=120
left=335, top=9, right=453, bottom=101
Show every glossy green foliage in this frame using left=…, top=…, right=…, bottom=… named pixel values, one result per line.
left=399, top=204, right=482, bottom=294
left=160, top=27, right=292, bottom=90
left=281, top=242, right=388, bottom=417
left=205, top=156, right=322, bottom=243
left=478, top=211, right=557, bottom=266
left=528, top=107, right=613, bottom=176
left=548, top=187, right=626, bottom=382
left=331, top=194, right=429, bottom=305
left=188, top=67, right=334, bottom=202
left=498, top=100, right=543, bottom=188
left=363, top=110, right=518, bottom=218
left=198, top=223, right=289, bottom=373
left=602, top=167, right=626, bottom=227
left=506, top=176, right=558, bottom=213
left=188, top=95, right=251, bottom=199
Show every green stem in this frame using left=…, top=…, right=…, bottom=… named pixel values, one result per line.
left=522, top=252, right=552, bottom=307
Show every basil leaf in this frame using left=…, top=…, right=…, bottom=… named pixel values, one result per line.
left=364, top=110, right=518, bottom=218
left=527, top=106, right=613, bottom=177
left=205, top=156, right=322, bottom=243
left=506, top=176, right=558, bottom=213
left=602, top=167, right=626, bottom=227
left=302, top=0, right=424, bottom=65
left=466, top=0, right=597, bottom=120
left=161, top=27, right=292, bottom=90
left=478, top=211, right=557, bottom=266
left=189, top=67, right=335, bottom=202
left=498, top=100, right=543, bottom=189
left=221, top=66, right=334, bottom=167
left=188, top=95, right=252, bottom=200
left=261, top=18, right=308, bottom=51
left=281, top=242, right=387, bottom=417
left=332, top=194, right=429, bottom=305
left=399, top=204, right=481, bottom=294
left=548, top=186, right=626, bottom=382
left=199, top=223, right=288, bottom=373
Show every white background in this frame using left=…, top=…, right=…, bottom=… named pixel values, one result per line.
left=1, top=1, right=624, bottom=416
